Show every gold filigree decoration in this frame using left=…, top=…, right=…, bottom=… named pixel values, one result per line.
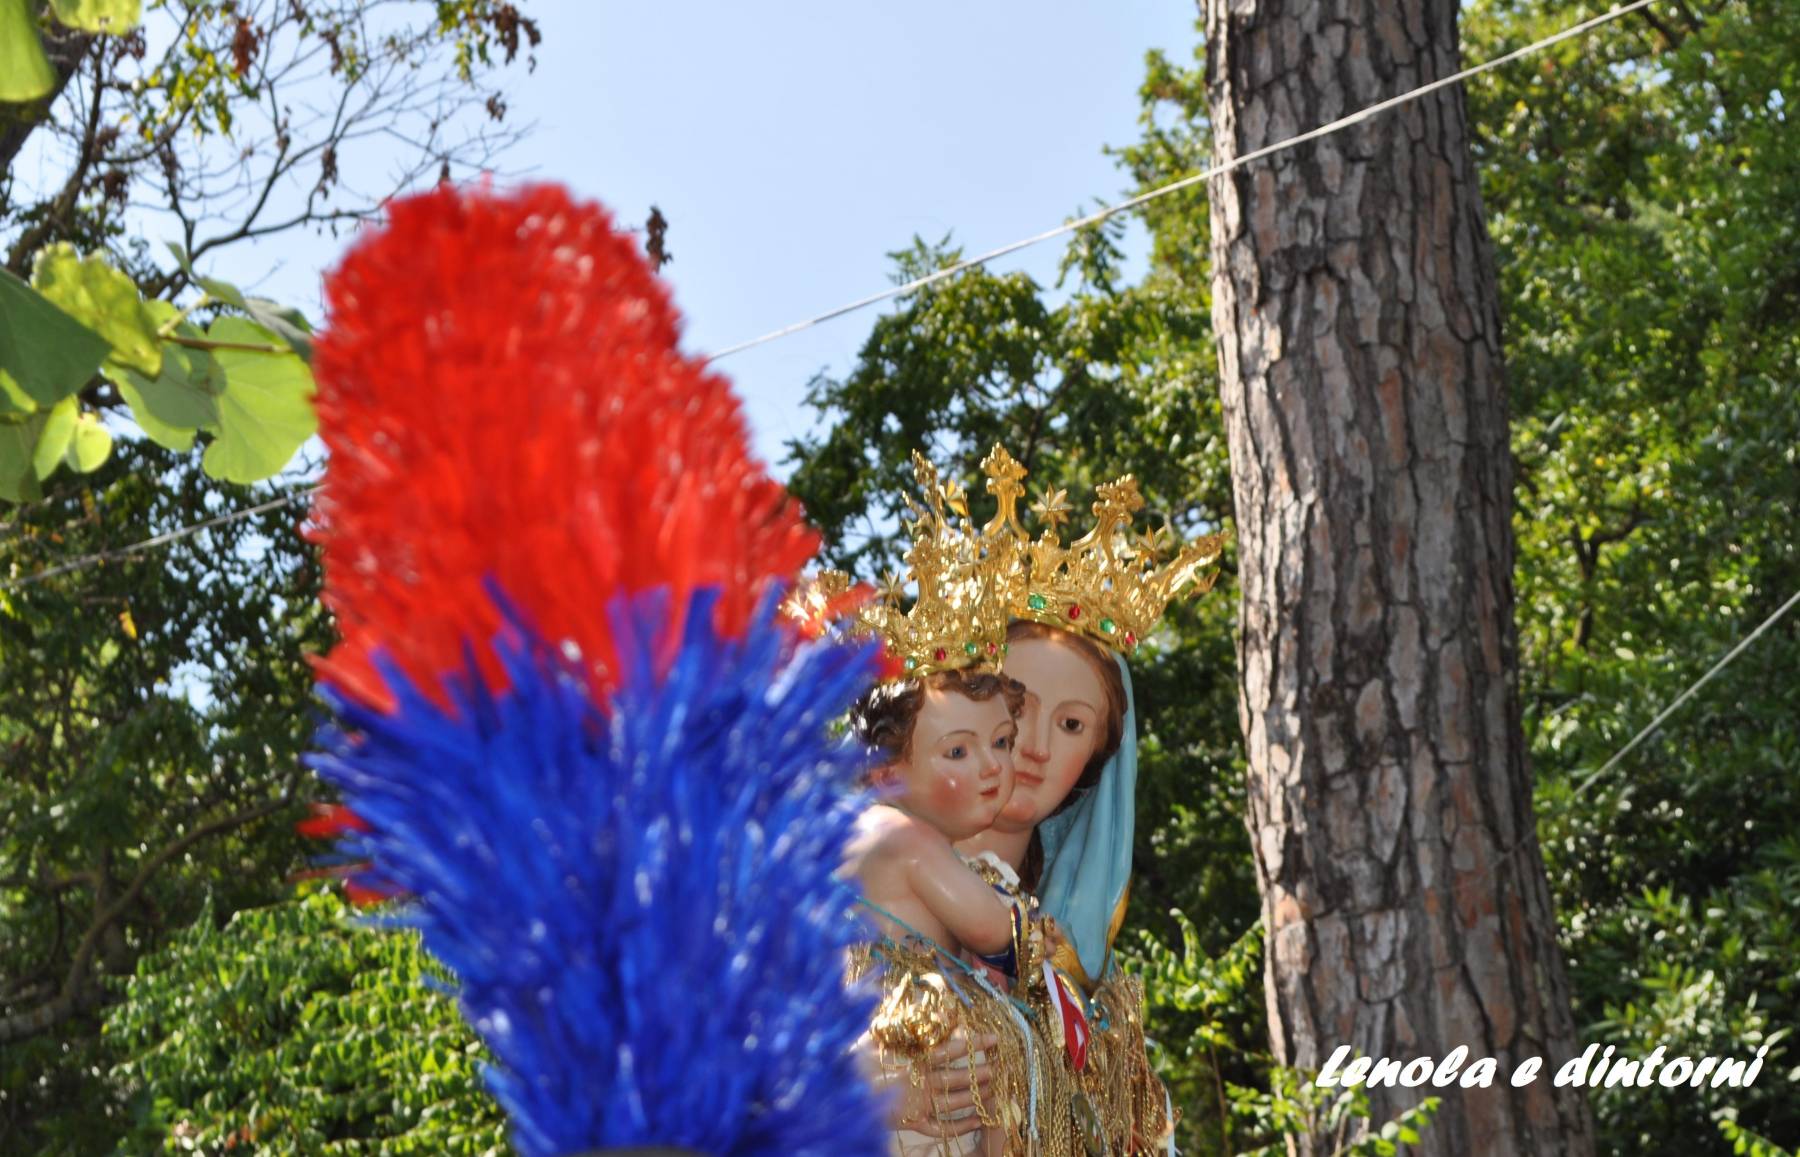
left=792, top=447, right=1029, bottom=678
left=1016, top=466, right=1229, bottom=654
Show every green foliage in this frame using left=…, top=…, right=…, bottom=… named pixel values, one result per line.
left=33, top=394, right=109, bottom=477
left=1127, top=919, right=1265, bottom=1151
left=1, top=1, right=544, bottom=1150
left=47, top=0, right=138, bottom=34
left=1137, top=917, right=1447, bottom=1151
left=0, top=440, right=328, bottom=1152
left=33, top=242, right=163, bottom=376
left=1229, top=1074, right=1440, bottom=1157
left=1129, top=921, right=1443, bottom=1155
left=200, top=317, right=317, bottom=483
left=107, top=303, right=221, bottom=450
left=0, top=267, right=111, bottom=411
left=0, top=0, right=71, bottom=103
left=1718, top=1113, right=1797, bottom=1157
left=106, top=886, right=505, bottom=1155
left=0, top=0, right=142, bottom=102
left=3, top=1, right=543, bottom=1149
left=1465, top=0, right=1800, bottom=1150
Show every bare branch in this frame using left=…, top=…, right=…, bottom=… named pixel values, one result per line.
left=8, top=0, right=535, bottom=302
left=5, top=41, right=106, bottom=274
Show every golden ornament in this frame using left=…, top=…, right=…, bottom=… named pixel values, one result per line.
left=794, top=446, right=1030, bottom=679
left=1016, top=469, right=1229, bottom=655
left=871, top=971, right=957, bottom=1056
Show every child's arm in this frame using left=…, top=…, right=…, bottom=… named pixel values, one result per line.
left=906, top=836, right=1016, bottom=956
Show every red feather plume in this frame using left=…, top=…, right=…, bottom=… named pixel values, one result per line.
left=309, top=184, right=819, bottom=709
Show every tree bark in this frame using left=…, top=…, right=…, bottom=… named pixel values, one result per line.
left=1202, top=1, right=1594, bottom=1154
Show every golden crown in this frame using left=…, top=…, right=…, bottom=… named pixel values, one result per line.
left=1015, top=466, right=1228, bottom=653
left=786, top=444, right=1228, bottom=670
left=786, top=447, right=1028, bottom=679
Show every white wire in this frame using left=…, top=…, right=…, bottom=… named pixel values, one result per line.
left=703, top=0, right=1662, bottom=363
left=1449, top=583, right=1800, bottom=900
left=0, top=486, right=317, bottom=593
left=1572, top=585, right=1800, bottom=797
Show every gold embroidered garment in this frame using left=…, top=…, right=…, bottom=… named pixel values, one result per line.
left=851, top=937, right=1079, bottom=1157
left=963, top=857, right=1176, bottom=1155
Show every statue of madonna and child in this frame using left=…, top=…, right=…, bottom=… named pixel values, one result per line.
left=789, top=445, right=1228, bottom=1157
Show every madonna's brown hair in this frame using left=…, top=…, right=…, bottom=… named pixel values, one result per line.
left=849, top=666, right=1027, bottom=764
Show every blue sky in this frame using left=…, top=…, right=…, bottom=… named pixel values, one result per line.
left=235, top=1, right=1205, bottom=475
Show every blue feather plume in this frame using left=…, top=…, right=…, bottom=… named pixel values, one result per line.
left=308, top=586, right=888, bottom=1157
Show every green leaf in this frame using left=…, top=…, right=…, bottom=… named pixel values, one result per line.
left=0, top=0, right=54, bottom=102
left=114, top=378, right=196, bottom=452
left=0, top=410, right=50, bottom=501
left=202, top=318, right=316, bottom=484
left=33, top=396, right=78, bottom=479
left=48, top=0, right=140, bottom=33
left=202, top=278, right=248, bottom=309
left=243, top=297, right=315, bottom=363
left=64, top=409, right=114, bottom=473
left=0, top=370, right=33, bottom=414
left=30, top=244, right=162, bottom=377
left=162, top=245, right=315, bottom=362
left=0, top=269, right=111, bottom=407
left=103, top=306, right=222, bottom=436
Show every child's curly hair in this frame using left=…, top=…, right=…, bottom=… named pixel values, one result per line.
left=849, top=667, right=1027, bottom=763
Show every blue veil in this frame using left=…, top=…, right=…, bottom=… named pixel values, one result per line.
left=1035, top=651, right=1136, bottom=985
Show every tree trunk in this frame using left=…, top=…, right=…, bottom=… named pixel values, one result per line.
left=1202, top=1, right=1594, bottom=1154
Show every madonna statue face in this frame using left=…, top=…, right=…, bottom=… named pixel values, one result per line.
left=988, top=622, right=1125, bottom=834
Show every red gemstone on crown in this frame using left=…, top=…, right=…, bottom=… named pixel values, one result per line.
left=1068, top=605, right=1081, bottom=620
left=1124, top=632, right=1136, bottom=647
left=933, top=647, right=947, bottom=662
left=987, top=642, right=998, bottom=654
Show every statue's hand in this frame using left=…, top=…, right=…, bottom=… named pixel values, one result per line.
left=861, top=1029, right=999, bottom=1138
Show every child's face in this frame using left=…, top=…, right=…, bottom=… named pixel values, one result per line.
left=889, top=686, right=1018, bottom=841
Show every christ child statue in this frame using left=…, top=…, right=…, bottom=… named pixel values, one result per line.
left=842, top=665, right=1026, bottom=960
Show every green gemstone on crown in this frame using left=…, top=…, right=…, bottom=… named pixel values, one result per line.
left=904, top=657, right=918, bottom=671
left=964, top=641, right=978, bottom=655
left=1027, top=594, right=1048, bottom=611
left=1100, top=617, right=1117, bottom=634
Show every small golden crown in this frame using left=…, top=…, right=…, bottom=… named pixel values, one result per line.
left=787, top=447, right=1028, bottom=679
left=1013, top=457, right=1228, bottom=654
